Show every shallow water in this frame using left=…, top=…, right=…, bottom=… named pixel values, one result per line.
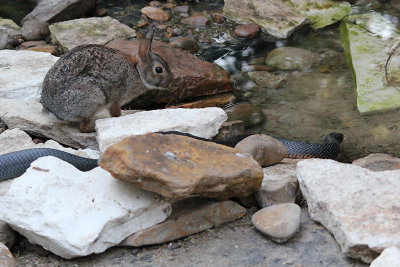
left=4, top=0, right=400, bottom=162
left=0, top=0, right=37, bottom=24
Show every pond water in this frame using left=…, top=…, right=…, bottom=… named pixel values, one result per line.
left=4, top=0, right=400, bottom=162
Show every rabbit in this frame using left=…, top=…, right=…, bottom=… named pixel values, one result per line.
left=40, top=28, right=174, bottom=133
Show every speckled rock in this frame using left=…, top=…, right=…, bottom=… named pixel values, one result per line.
left=99, top=133, right=263, bottom=199
left=352, top=153, right=400, bottom=171
left=121, top=197, right=246, bottom=246
left=141, top=6, right=171, bottom=21
left=297, top=159, right=400, bottom=263
left=235, top=134, right=288, bottom=167
left=233, top=23, right=260, bottom=39
left=255, top=159, right=300, bottom=207
left=0, top=221, right=15, bottom=249
left=224, top=0, right=308, bottom=39
left=265, top=47, right=320, bottom=71
left=0, top=242, right=15, bottom=267
left=225, top=103, right=265, bottom=126
left=49, top=16, right=136, bottom=52
left=251, top=203, right=301, bottom=243
left=370, top=246, right=400, bottom=267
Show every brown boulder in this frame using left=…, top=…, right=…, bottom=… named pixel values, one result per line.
left=106, top=39, right=233, bottom=107
left=234, top=134, right=288, bottom=167
left=99, top=133, right=263, bottom=199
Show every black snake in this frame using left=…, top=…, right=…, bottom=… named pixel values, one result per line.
left=0, top=132, right=343, bottom=182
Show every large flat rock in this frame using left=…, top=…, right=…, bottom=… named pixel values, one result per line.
left=99, top=133, right=263, bottom=199
left=0, top=157, right=171, bottom=259
left=223, top=0, right=308, bottom=39
left=49, top=16, right=136, bottom=52
left=297, top=159, right=400, bottom=263
left=0, top=50, right=58, bottom=100
left=340, top=13, right=400, bottom=113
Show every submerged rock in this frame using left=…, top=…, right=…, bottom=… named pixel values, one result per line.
left=95, top=107, right=227, bottom=152
left=291, top=0, right=351, bottom=29
left=106, top=38, right=233, bottom=107
left=49, top=16, right=136, bottom=52
left=0, top=157, right=171, bottom=259
left=223, top=0, right=308, bottom=39
left=99, top=133, right=263, bottom=199
left=225, top=103, right=265, bottom=126
left=248, top=71, right=286, bottom=88
left=251, top=203, right=301, bottom=243
left=297, top=159, right=400, bottom=263
left=121, top=197, right=246, bottom=246
left=265, top=47, right=320, bottom=71
left=340, top=13, right=400, bottom=113
left=0, top=50, right=58, bottom=100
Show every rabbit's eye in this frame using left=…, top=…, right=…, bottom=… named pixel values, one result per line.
left=155, top=67, right=163, bottom=73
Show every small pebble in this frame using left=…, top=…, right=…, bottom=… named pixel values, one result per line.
left=233, top=23, right=260, bottom=39
left=181, top=15, right=210, bottom=27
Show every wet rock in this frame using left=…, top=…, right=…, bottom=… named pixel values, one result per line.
left=0, top=128, right=99, bottom=159
left=255, top=159, right=300, bottom=207
left=352, top=153, right=400, bottom=171
left=211, top=12, right=224, bottom=24
left=181, top=15, right=210, bottom=27
left=169, top=36, right=199, bottom=53
left=0, top=221, right=15, bottom=248
left=248, top=71, right=286, bottom=88
left=174, top=5, right=189, bottom=13
left=0, top=98, right=100, bottom=149
left=95, top=107, right=227, bottom=152
left=251, top=203, right=301, bottom=243
left=370, top=246, right=400, bottom=267
left=224, top=0, right=308, bottom=39
left=234, top=134, right=288, bottom=167
left=21, top=20, right=49, bottom=41
left=0, top=28, right=6, bottom=50
left=99, top=133, right=263, bottom=199
left=265, top=47, right=320, bottom=71
left=0, top=242, right=15, bottom=267
left=0, top=50, right=58, bottom=100
left=26, top=45, right=57, bottom=55
left=49, top=16, right=136, bottom=52
left=21, top=0, right=96, bottom=25
left=291, top=0, right=351, bottom=29
left=233, top=23, right=260, bottom=39
left=214, top=120, right=245, bottom=141
left=149, top=1, right=162, bottom=8
left=121, top=197, right=246, bottom=246
left=0, top=157, right=171, bottom=259
left=106, top=39, right=233, bottom=107
left=166, top=93, right=232, bottom=109
left=297, top=159, right=400, bottom=263
left=141, top=6, right=171, bottom=21
left=225, top=103, right=265, bottom=126
left=341, top=13, right=400, bottom=113
left=20, top=40, right=47, bottom=48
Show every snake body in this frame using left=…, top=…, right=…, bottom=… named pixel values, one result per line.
left=0, top=132, right=343, bottom=182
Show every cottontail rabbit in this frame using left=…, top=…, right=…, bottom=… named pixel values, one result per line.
left=41, top=28, right=174, bottom=133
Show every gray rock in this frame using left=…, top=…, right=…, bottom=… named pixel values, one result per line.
left=121, top=197, right=246, bottom=246
left=0, top=50, right=58, bottom=100
left=0, top=18, right=21, bottom=43
left=0, top=27, right=6, bottom=50
left=266, top=47, right=320, bottom=71
left=21, top=20, right=50, bottom=41
left=251, top=203, right=301, bottom=243
left=0, top=220, right=15, bottom=249
left=297, top=159, right=400, bottom=263
left=234, top=134, right=288, bottom=167
left=213, top=120, right=245, bottom=141
left=21, top=0, right=96, bottom=24
left=352, top=153, right=400, bottom=171
left=223, top=0, right=308, bottom=39
left=0, top=242, right=15, bottom=267
left=49, top=16, right=136, bottom=52
left=370, top=246, right=400, bottom=267
left=248, top=71, right=286, bottom=88
left=0, top=157, right=171, bottom=259
left=255, top=159, right=300, bottom=207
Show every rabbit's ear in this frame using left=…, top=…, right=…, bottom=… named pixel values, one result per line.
left=138, top=27, right=154, bottom=59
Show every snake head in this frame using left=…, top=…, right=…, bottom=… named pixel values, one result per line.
left=325, top=132, right=344, bottom=144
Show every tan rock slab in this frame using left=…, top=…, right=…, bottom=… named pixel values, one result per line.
left=235, top=134, right=288, bottom=167
left=121, top=197, right=246, bottom=246
left=99, top=133, right=263, bottom=199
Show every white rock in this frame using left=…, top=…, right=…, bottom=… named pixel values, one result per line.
left=297, top=159, right=400, bottom=263
left=0, top=50, right=58, bottom=100
left=95, top=107, right=228, bottom=152
left=0, top=128, right=100, bottom=159
left=370, top=246, right=400, bottom=267
left=0, top=157, right=171, bottom=259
